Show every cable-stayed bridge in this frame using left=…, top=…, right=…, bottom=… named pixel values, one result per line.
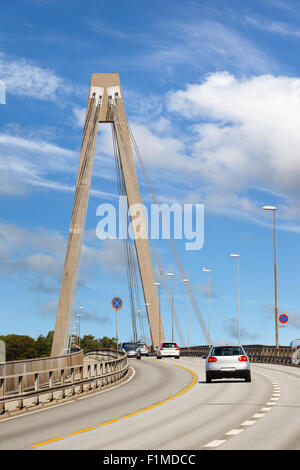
left=0, top=74, right=299, bottom=452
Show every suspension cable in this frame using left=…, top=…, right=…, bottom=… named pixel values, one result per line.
left=115, top=101, right=210, bottom=345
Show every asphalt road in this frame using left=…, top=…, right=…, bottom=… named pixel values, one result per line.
left=0, top=357, right=299, bottom=450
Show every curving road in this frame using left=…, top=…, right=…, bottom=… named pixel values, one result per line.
left=0, top=357, right=299, bottom=450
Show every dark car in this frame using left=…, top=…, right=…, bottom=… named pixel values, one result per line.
left=121, top=342, right=142, bottom=359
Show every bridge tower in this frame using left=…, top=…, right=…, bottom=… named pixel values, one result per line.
left=51, top=73, right=165, bottom=357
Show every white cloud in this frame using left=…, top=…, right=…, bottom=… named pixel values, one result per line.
left=245, top=15, right=300, bottom=38
left=0, top=223, right=128, bottom=298
left=0, top=52, right=75, bottom=101
left=166, top=72, right=300, bottom=225
left=135, top=19, right=276, bottom=76
left=0, top=129, right=117, bottom=199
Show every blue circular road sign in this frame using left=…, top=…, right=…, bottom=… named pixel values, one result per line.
left=279, top=314, right=288, bottom=324
left=111, top=297, right=123, bottom=310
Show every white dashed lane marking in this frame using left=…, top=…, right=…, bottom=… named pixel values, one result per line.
left=204, top=440, right=226, bottom=448
left=203, top=369, right=281, bottom=449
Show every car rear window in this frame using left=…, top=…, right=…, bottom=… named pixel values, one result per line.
left=162, top=343, right=177, bottom=348
left=211, top=346, right=244, bottom=356
left=122, top=343, right=138, bottom=349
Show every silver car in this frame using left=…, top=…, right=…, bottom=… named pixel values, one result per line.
left=205, top=344, right=251, bottom=383
left=137, top=342, right=150, bottom=356
left=157, top=342, right=180, bottom=359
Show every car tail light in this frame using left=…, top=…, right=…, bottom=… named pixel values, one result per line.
left=175, top=344, right=179, bottom=350
left=146, top=345, right=148, bottom=349
left=238, top=355, right=248, bottom=362
left=208, top=356, right=217, bottom=362
left=160, top=345, right=164, bottom=350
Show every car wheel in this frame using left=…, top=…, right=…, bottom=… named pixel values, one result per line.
left=206, top=374, right=212, bottom=383
left=245, top=371, right=251, bottom=382
left=175, top=356, right=180, bottom=359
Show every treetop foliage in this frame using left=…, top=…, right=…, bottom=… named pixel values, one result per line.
left=0, top=332, right=118, bottom=361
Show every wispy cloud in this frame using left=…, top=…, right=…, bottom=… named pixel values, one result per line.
left=262, top=303, right=300, bottom=330
left=86, top=17, right=136, bottom=40
left=0, top=52, right=76, bottom=101
left=0, top=129, right=116, bottom=199
left=223, top=317, right=260, bottom=342
left=133, top=19, right=277, bottom=75
left=245, top=15, right=300, bottom=38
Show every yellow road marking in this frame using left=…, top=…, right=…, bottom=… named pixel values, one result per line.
left=69, top=426, right=97, bottom=435
left=29, top=359, right=197, bottom=448
left=31, top=436, right=66, bottom=447
left=99, top=418, right=122, bottom=426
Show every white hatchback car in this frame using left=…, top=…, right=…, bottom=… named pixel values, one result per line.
left=157, top=342, right=180, bottom=359
left=205, top=344, right=251, bottom=382
left=137, top=343, right=150, bottom=356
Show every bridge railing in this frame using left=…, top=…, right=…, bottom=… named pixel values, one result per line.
left=180, top=344, right=300, bottom=367
left=0, top=349, right=129, bottom=415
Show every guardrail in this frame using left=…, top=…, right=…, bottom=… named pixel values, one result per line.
left=0, top=349, right=129, bottom=415
left=0, top=349, right=84, bottom=395
left=180, top=344, right=300, bottom=367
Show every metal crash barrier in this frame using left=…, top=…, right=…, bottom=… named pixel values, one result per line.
left=180, top=344, right=300, bottom=367
left=0, top=349, right=129, bottom=415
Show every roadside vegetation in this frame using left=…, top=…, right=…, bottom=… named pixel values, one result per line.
left=0, top=332, right=118, bottom=361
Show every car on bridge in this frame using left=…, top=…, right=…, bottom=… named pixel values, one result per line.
left=121, top=342, right=141, bottom=359
left=157, top=342, right=180, bottom=359
left=137, top=342, right=150, bottom=356
left=205, top=344, right=251, bottom=383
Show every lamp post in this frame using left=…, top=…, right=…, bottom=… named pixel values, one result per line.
left=262, top=205, right=279, bottom=349
left=137, top=309, right=145, bottom=343
left=167, top=273, right=174, bottom=342
left=77, top=306, right=84, bottom=348
left=154, top=282, right=161, bottom=347
left=145, top=302, right=152, bottom=348
left=182, top=278, right=190, bottom=349
left=202, top=268, right=211, bottom=347
left=230, top=254, right=240, bottom=344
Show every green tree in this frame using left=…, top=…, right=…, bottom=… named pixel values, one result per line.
left=0, top=334, right=37, bottom=361
left=35, top=331, right=54, bottom=357
left=98, top=336, right=117, bottom=349
left=80, top=334, right=101, bottom=354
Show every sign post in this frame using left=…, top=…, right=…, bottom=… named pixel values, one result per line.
left=111, top=297, right=123, bottom=356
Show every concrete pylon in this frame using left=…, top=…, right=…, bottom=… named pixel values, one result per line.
left=51, top=73, right=165, bottom=357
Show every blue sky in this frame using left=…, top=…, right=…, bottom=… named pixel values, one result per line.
left=1, top=0, right=300, bottom=348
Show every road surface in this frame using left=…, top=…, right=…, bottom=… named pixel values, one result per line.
left=0, top=357, right=299, bottom=450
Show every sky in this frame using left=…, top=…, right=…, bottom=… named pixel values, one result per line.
left=1, top=0, right=300, bottom=348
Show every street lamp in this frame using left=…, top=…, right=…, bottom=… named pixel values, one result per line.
left=77, top=306, right=84, bottom=348
left=137, top=309, right=145, bottom=343
left=230, top=254, right=240, bottom=344
left=182, top=278, right=190, bottom=349
left=262, top=205, right=279, bottom=349
left=154, top=282, right=161, bottom=347
left=145, top=302, right=153, bottom=348
left=167, top=273, right=174, bottom=342
left=202, top=268, right=212, bottom=347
